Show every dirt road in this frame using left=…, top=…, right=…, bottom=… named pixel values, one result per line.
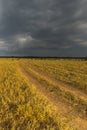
left=19, top=62, right=87, bottom=130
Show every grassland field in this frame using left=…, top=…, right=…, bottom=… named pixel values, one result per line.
left=21, top=59, right=87, bottom=93
left=0, top=58, right=87, bottom=130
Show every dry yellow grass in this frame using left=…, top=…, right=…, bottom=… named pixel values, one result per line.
left=22, top=59, right=87, bottom=93
left=20, top=58, right=87, bottom=116
left=18, top=58, right=87, bottom=130
left=0, top=59, right=74, bottom=130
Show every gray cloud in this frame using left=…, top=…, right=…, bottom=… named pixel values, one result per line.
left=0, top=0, right=87, bottom=56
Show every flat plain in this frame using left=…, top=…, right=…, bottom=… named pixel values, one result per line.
left=0, top=58, right=87, bottom=130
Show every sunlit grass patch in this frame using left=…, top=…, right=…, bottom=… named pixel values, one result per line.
left=0, top=59, right=74, bottom=130
left=22, top=59, right=87, bottom=93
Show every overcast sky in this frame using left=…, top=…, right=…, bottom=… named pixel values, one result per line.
left=0, top=0, right=87, bottom=56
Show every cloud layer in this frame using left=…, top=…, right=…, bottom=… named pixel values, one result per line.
left=0, top=0, right=87, bottom=56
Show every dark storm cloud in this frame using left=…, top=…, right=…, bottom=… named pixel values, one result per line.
left=0, top=0, right=87, bottom=56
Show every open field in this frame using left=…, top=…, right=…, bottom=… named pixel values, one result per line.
left=0, top=58, right=87, bottom=130
left=20, top=59, right=87, bottom=93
